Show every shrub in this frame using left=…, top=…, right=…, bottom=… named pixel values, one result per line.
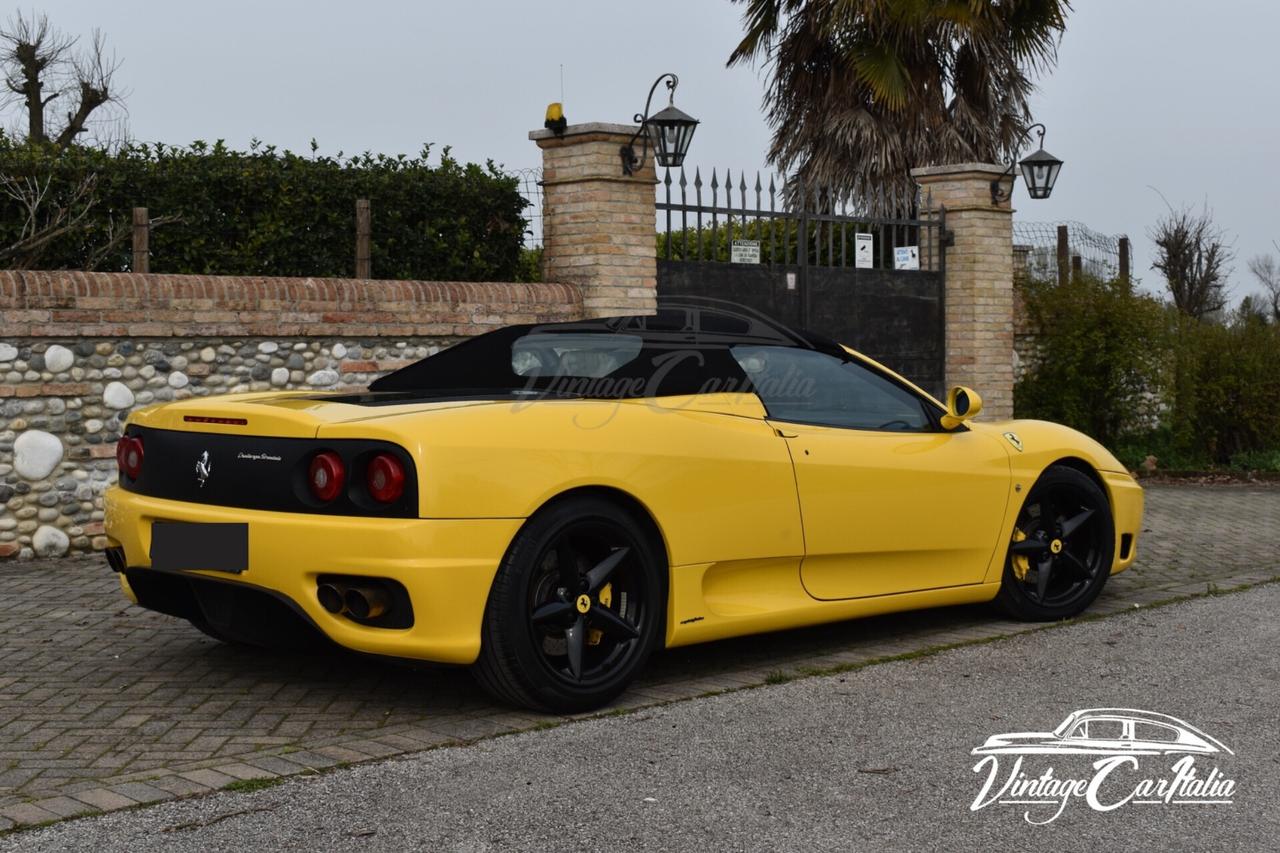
left=1180, top=313, right=1280, bottom=464
left=1014, top=274, right=1173, bottom=447
left=0, top=138, right=529, bottom=281
left=515, top=246, right=543, bottom=283
left=1230, top=449, right=1280, bottom=472
left=1018, top=273, right=1280, bottom=470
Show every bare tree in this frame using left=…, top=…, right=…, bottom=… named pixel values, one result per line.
left=1247, top=248, right=1280, bottom=321
left=0, top=167, right=177, bottom=269
left=0, top=170, right=97, bottom=265
left=1, top=11, right=123, bottom=149
left=1149, top=203, right=1233, bottom=320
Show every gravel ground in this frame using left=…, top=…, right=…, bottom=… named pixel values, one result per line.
left=4, top=583, right=1277, bottom=852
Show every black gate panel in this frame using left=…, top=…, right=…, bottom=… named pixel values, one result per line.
left=653, top=167, right=949, bottom=399
left=809, top=268, right=944, bottom=397
left=657, top=261, right=944, bottom=398
left=656, top=260, right=802, bottom=328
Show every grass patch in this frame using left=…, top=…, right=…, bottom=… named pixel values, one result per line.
left=763, top=670, right=794, bottom=685
left=222, top=777, right=285, bottom=794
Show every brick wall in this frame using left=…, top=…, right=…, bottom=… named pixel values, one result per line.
left=0, top=271, right=581, bottom=560
left=912, top=163, right=1016, bottom=419
left=532, top=123, right=658, bottom=318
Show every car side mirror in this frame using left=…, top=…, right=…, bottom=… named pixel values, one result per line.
left=940, top=385, right=983, bottom=430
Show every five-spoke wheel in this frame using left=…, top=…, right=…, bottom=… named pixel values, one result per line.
left=996, top=465, right=1115, bottom=621
left=473, top=496, right=665, bottom=712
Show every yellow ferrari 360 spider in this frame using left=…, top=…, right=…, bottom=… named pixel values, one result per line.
left=104, top=305, right=1143, bottom=712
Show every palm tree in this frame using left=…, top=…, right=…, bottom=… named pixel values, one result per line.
left=729, top=0, right=1071, bottom=215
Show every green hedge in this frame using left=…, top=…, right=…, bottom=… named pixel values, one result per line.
left=0, top=138, right=530, bottom=280
left=1015, top=274, right=1280, bottom=471
left=1014, top=275, right=1173, bottom=447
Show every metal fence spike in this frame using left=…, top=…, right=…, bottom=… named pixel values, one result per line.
left=693, top=167, right=702, bottom=190
left=678, top=168, right=687, bottom=189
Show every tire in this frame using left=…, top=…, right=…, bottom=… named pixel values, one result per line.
left=472, top=496, right=666, bottom=713
left=995, top=465, right=1115, bottom=621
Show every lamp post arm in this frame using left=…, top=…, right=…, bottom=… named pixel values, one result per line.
left=621, top=73, right=679, bottom=176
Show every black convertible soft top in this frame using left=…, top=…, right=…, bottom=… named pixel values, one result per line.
left=367, top=301, right=838, bottom=400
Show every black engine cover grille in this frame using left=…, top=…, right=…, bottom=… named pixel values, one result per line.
left=119, top=426, right=418, bottom=518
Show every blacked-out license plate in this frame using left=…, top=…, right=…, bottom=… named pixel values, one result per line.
left=150, top=522, right=248, bottom=573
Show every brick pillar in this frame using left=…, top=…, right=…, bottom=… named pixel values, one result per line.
left=530, top=123, right=656, bottom=317
left=911, top=162, right=1015, bottom=419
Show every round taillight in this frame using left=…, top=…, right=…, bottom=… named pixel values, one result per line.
left=308, top=451, right=345, bottom=502
left=116, top=436, right=144, bottom=480
left=366, top=453, right=405, bottom=504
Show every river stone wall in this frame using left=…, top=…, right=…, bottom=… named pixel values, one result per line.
left=0, top=271, right=583, bottom=559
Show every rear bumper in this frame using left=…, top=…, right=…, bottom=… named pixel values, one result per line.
left=1103, top=471, right=1144, bottom=574
left=104, top=486, right=523, bottom=664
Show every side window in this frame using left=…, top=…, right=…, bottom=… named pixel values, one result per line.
left=732, top=345, right=933, bottom=432
left=1132, top=722, right=1180, bottom=743
left=1081, top=719, right=1126, bottom=741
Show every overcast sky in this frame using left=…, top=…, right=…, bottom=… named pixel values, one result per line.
left=18, top=0, right=1278, bottom=302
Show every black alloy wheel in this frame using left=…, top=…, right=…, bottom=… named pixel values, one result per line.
left=527, top=522, right=646, bottom=686
left=473, top=496, right=665, bottom=712
left=996, top=465, right=1115, bottom=621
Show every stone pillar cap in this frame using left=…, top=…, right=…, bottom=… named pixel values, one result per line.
left=529, top=122, right=640, bottom=142
left=911, top=162, right=1008, bottom=180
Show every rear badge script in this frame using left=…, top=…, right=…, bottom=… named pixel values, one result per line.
left=236, top=452, right=283, bottom=462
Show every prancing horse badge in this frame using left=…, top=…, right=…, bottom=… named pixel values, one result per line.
left=195, top=451, right=212, bottom=487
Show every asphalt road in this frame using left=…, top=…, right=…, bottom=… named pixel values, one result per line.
left=4, top=583, right=1277, bottom=852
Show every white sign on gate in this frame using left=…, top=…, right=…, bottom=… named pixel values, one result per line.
left=731, top=239, right=761, bottom=264
left=894, top=245, right=920, bottom=270
left=854, top=233, right=874, bottom=269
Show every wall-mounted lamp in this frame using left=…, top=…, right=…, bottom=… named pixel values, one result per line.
left=621, top=73, right=699, bottom=176
left=992, top=123, right=1063, bottom=204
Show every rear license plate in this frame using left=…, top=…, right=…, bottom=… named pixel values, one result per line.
left=150, top=522, right=248, bottom=573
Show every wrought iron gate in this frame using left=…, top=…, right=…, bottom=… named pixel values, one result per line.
left=655, top=167, right=949, bottom=397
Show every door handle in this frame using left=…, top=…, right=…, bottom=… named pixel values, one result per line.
left=775, top=428, right=799, bottom=438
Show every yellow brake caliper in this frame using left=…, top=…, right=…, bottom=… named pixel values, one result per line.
left=1012, top=529, right=1031, bottom=581
left=587, top=583, right=612, bottom=646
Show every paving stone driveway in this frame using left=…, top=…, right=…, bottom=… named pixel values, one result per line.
left=1, top=483, right=1277, bottom=829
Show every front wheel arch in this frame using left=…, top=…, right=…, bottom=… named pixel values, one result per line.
left=1043, top=456, right=1111, bottom=507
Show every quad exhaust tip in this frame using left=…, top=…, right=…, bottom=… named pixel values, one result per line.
left=316, top=579, right=392, bottom=621
left=317, top=582, right=345, bottom=614
left=343, top=585, right=390, bottom=620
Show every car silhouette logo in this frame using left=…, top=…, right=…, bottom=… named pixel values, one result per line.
left=972, top=708, right=1233, bottom=757
left=195, top=451, right=212, bottom=488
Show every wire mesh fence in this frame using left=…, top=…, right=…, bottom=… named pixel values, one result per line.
left=1014, top=220, right=1130, bottom=281
left=507, top=167, right=543, bottom=247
